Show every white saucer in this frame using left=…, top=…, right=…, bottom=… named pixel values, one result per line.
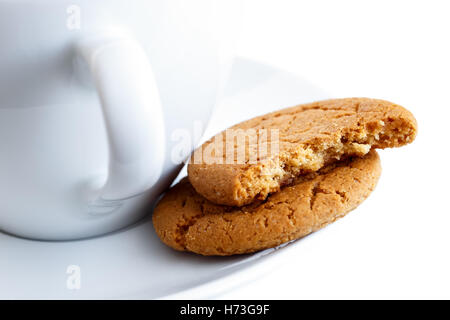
left=0, top=57, right=328, bottom=299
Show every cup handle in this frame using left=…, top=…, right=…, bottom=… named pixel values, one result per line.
left=76, top=31, right=165, bottom=202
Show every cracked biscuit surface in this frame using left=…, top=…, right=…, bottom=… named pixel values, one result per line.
left=188, top=98, right=416, bottom=206
left=153, top=150, right=381, bottom=256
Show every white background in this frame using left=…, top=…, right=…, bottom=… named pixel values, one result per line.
left=218, top=0, right=450, bottom=299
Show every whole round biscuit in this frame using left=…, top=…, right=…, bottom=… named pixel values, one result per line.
left=153, top=150, right=381, bottom=256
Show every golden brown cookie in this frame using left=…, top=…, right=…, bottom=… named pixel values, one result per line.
left=188, top=97, right=416, bottom=206
left=153, top=150, right=381, bottom=256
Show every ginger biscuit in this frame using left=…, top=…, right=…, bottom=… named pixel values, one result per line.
left=153, top=151, right=381, bottom=256
left=188, top=98, right=416, bottom=206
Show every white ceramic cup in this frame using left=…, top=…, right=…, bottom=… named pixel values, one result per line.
left=0, top=0, right=240, bottom=240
